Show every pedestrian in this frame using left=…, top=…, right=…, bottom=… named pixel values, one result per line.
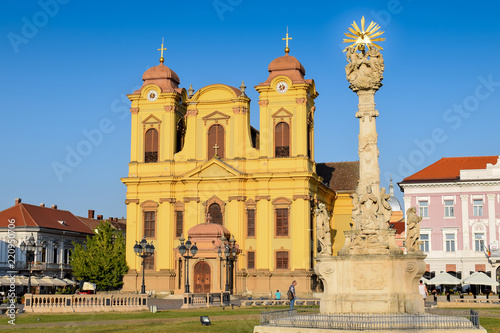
left=274, top=290, right=281, bottom=300
left=418, top=280, right=428, bottom=305
left=288, top=280, right=297, bottom=309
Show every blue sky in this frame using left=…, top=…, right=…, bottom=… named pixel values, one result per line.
left=1, top=0, right=500, bottom=219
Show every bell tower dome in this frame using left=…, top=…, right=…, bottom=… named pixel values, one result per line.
left=126, top=40, right=187, bottom=166
left=255, top=30, right=318, bottom=161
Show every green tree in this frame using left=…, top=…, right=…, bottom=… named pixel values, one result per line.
left=70, top=220, right=129, bottom=291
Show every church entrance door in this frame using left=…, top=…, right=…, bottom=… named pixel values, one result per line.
left=194, top=261, right=211, bottom=293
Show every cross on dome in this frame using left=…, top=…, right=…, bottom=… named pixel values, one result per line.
left=282, top=26, right=292, bottom=54
left=158, top=37, right=167, bottom=64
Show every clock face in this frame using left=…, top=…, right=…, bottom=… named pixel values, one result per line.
left=276, top=81, right=288, bottom=94
left=147, top=90, right=158, bottom=101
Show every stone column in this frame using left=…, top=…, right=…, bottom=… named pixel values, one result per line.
left=314, top=41, right=426, bottom=315
left=339, top=45, right=401, bottom=256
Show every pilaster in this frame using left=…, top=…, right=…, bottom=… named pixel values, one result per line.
left=461, top=195, right=470, bottom=250
left=487, top=194, right=496, bottom=243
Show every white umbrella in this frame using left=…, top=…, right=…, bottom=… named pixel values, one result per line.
left=0, top=276, right=10, bottom=286
left=463, top=272, right=500, bottom=286
left=32, top=277, right=53, bottom=287
left=419, top=276, right=430, bottom=284
left=51, top=277, right=68, bottom=287
left=2, top=275, right=29, bottom=286
left=428, top=272, right=461, bottom=285
left=63, top=278, right=77, bottom=285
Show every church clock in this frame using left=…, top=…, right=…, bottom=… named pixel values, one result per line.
left=147, top=90, right=158, bottom=101
left=276, top=81, right=288, bottom=94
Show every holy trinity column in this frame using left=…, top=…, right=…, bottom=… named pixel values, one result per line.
left=339, top=17, right=402, bottom=256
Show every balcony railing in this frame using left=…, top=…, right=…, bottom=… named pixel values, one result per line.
left=15, top=262, right=72, bottom=271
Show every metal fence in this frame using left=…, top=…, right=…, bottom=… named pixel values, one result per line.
left=260, top=309, right=481, bottom=330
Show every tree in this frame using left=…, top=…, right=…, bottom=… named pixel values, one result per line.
left=70, top=220, right=129, bottom=291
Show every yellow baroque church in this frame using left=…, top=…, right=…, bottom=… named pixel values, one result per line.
left=121, top=43, right=357, bottom=297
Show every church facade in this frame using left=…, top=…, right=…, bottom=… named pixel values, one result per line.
left=121, top=46, right=352, bottom=297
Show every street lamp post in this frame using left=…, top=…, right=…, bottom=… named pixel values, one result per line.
left=20, top=233, right=42, bottom=294
left=178, top=236, right=198, bottom=293
left=133, top=236, right=155, bottom=294
left=218, top=235, right=237, bottom=304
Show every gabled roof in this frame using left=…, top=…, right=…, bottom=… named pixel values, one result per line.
left=317, top=161, right=359, bottom=191
left=401, top=156, right=498, bottom=183
left=0, top=203, right=94, bottom=234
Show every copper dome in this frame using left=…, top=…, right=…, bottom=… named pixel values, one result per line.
left=268, top=54, right=305, bottom=76
left=188, top=222, right=231, bottom=239
left=258, top=53, right=308, bottom=86
left=137, top=63, right=180, bottom=93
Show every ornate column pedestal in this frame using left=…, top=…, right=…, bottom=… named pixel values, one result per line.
left=315, top=253, right=426, bottom=314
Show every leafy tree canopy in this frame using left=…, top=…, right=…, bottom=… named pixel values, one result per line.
left=70, top=220, right=129, bottom=291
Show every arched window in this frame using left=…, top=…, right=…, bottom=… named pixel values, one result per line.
left=145, top=128, right=159, bottom=163
left=176, top=119, right=185, bottom=153
left=275, top=122, right=290, bottom=157
left=209, top=203, right=223, bottom=225
left=208, top=124, right=225, bottom=159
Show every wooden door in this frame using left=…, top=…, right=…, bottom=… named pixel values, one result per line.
left=194, top=262, right=211, bottom=293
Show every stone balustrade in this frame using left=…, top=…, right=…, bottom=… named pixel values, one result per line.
left=24, top=293, right=148, bottom=313
left=240, top=299, right=319, bottom=307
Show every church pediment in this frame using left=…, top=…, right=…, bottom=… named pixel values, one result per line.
left=202, top=111, right=230, bottom=125
left=184, top=159, right=242, bottom=178
left=271, top=107, right=293, bottom=119
left=142, top=114, right=161, bottom=124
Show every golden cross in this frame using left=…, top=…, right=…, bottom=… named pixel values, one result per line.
left=213, top=144, right=220, bottom=157
left=158, top=37, right=167, bottom=63
left=206, top=213, right=212, bottom=223
left=282, top=26, right=292, bottom=54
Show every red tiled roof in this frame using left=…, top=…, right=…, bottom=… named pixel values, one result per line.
left=76, top=216, right=126, bottom=232
left=402, top=156, right=498, bottom=182
left=76, top=216, right=103, bottom=231
left=0, top=203, right=94, bottom=234
left=317, top=161, right=359, bottom=191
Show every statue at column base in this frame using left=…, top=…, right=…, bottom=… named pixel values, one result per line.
left=339, top=228, right=402, bottom=256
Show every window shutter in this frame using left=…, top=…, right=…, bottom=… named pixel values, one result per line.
left=209, top=203, right=223, bottom=225
left=208, top=125, right=224, bottom=159
left=247, top=209, right=255, bottom=237
left=145, top=128, right=158, bottom=162
left=247, top=251, right=255, bottom=269
left=175, top=211, right=183, bottom=237
left=275, top=122, right=289, bottom=157
left=145, top=129, right=158, bottom=152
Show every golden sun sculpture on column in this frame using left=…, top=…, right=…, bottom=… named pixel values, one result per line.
left=343, top=16, right=386, bottom=51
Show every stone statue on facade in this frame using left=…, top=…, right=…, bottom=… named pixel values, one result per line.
left=405, top=207, right=422, bottom=253
left=315, top=202, right=332, bottom=256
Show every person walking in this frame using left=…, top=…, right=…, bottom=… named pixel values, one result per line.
left=418, top=280, right=428, bottom=305
left=288, top=280, right=297, bottom=309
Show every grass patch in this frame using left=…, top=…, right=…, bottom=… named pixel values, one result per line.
left=1, top=318, right=260, bottom=333
left=480, top=317, right=500, bottom=332
left=0, top=306, right=267, bottom=326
